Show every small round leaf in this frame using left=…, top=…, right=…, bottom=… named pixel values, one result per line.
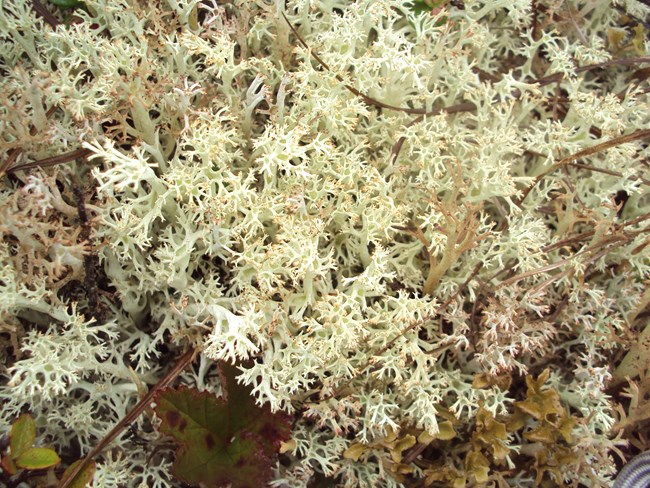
left=10, top=414, right=36, bottom=459
left=15, top=447, right=61, bottom=470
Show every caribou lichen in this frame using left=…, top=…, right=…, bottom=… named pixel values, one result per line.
left=1, top=0, right=649, bottom=486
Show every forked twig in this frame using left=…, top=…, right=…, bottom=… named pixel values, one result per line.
left=517, top=128, right=650, bottom=205
left=540, top=211, right=650, bottom=254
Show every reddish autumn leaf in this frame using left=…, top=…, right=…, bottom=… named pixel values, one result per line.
left=154, top=362, right=292, bottom=488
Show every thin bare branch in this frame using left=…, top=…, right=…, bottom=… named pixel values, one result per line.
left=568, top=161, right=650, bottom=186
left=7, top=148, right=94, bottom=174
left=0, top=106, right=57, bottom=177
left=535, top=56, right=650, bottom=87
left=31, top=0, right=60, bottom=29
left=281, top=12, right=475, bottom=118
left=58, top=348, right=198, bottom=488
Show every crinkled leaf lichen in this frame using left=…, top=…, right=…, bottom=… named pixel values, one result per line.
left=415, top=370, right=584, bottom=486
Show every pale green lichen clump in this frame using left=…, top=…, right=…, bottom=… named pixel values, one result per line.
left=1, top=0, right=649, bottom=486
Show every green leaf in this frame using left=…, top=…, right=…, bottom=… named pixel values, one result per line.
left=409, top=0, right=449, bottom=14
left=10, top=414, right=36, bottom=459
left=60, top=459, right=96, bottom=488
left=154, top=362, right=292, bottom=488
left=15, top=447, right=60, bottom=470
left=411, top=2, right=433, bottom=15
left=48, top=0, right=84, bottom=8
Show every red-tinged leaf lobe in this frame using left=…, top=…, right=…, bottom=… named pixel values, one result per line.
left=154, top=362, right=292, bottom=488
left=1, top=454, right=18, bottom=475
